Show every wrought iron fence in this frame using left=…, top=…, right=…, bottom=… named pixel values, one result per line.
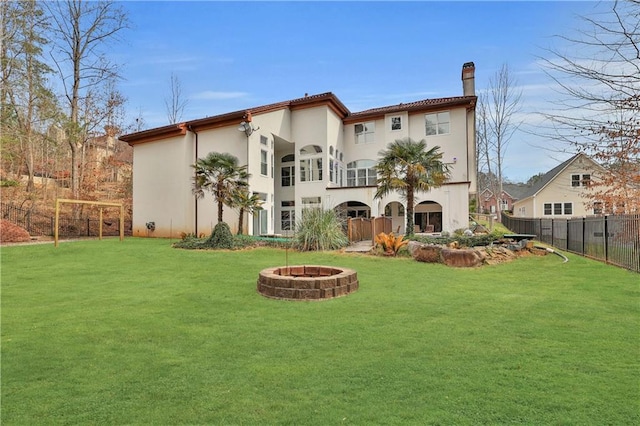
left=502, top=214, right=640, bottom=273
left=1, top=203, right=132, bottom=238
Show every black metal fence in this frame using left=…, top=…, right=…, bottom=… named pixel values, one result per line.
left=1, top=203, right=132, bottom=238
left=502, top=214, right=640, bottom=273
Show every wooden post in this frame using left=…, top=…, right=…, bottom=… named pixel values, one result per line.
left=99, top=208, right=103, bottom=240
left=119, top=204, right=124, bottom=242
left=54, top=199, right=124, bottom=247
left=54, top=199, right=60, bottom=247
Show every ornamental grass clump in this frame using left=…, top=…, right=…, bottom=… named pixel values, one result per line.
left=293, top=207, right=348, bottom=251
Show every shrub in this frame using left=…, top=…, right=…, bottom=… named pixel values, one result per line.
left=411, top=230, right=503, bottom=248
left=203, top=222, right=234, bottom=249
left=293, top=208, right=348, bottom=251
left=374, top=232, right=409, bottom=256
left=0, top=180, right=19, bottom=188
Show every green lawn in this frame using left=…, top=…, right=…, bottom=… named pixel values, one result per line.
left=2, top=238, right=638, bottom=425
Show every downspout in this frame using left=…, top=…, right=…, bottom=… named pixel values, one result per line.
left=188, top=125, right=199, bottom=236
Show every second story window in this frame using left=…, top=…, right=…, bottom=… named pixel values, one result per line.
left=391, top=116, right=402, bottom=131
left=299, top=145, right=323, bottom=182
left=347, top=160, right=377, bottom=187
left=425, top=111, right=450, bottom=136
left=572, top=173, right=591, bottom=187
left=355, top=122, right=375, bottom=144
left=281, top=154, right=295, bottom=187
left=260, top=150, right=268, bottom=176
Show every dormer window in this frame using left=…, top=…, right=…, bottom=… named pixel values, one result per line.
left=355, top=122, right=375, bottom=144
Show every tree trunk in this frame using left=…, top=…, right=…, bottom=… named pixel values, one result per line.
left=237, top=207, right=245, bottom=235
left=406, top=187, right=415, bottom=236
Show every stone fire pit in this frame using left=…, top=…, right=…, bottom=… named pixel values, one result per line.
left=257, top=265, right=358, bottom=301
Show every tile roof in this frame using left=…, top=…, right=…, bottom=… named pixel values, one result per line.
left=349, top=96, right=476, bottom=118
left=120, top=92, right=476, bottom=145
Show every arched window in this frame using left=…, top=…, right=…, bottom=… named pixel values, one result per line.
left=300, top=145, right=322, bottom=155
left=281, top=154, right=295, bottom=187
left=281, top=154, right=295, bottom=163
left=347, top=160, right=376, bottom=187
left=299, top=145, right=323, bottom=182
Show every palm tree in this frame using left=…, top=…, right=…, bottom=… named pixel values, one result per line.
left=375, top=138, right=450, bottom=236
left=230, top=187, right=263, bottom=235
left=192, top=152, right=249, bottom=224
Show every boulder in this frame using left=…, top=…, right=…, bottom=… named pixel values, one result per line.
left=407, top=240, right=423, bottom=256
left=441, top=248, right=483, bottom=267
left=413, top=244, right=443, bottom=263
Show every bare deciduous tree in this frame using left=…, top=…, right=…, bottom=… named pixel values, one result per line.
left=476, top=64, right=522, bottom=219
left=164, top=72, right=189, bottom=124
left=539, top=0, right=640, bottom=213
left=1, top=0, right=59, bottom=194
left=46, top=0, right=128, bottom=206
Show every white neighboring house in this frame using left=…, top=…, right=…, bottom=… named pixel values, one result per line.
left=512, top=153, right=607, bottom=218
left=120, top=63, right=478, bottom=238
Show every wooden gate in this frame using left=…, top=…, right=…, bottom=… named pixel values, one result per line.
left=347, top=217, right=392, bottom=243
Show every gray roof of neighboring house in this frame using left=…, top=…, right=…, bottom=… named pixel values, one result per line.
left=480, top=183, right=531, bottom=200
left=502, top=183, right=530, bottom=200
left=517, top=153, right=583, bottom=200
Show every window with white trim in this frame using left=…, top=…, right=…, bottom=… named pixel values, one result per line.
left=302, top=197, right=321, bottom=208
left=593, top=202, right=603, bottom=215
left=346, top=160, right=377, bottom=187
left=425, top=111, right=450, bottom=136
left=260, top=150, right=268, bottom=176
left=281, top=154, right=295, bottom=187
left=281, top=201, right=295, bottom=231
left=354, top=122, right=375, bottom=144
left=391, top=116, right=402, bottom=131
left=554, top=203, right=562, bottom=215
left=564, top=202, right=573, bottom=215
left=572, top=173, right=591, bottom=187
left=299, top=145, right=323, bottom=182
left=545, top=202, right=573, bottom=215
left=571, top=174, right=580, bottom=187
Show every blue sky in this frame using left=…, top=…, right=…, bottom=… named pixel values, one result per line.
left=114, top=1, right=602, bottom=182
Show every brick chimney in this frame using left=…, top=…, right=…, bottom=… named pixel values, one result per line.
left=462, top=62, right=475, bottom=96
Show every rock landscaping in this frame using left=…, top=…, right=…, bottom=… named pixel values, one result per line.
left=408, top=237, right=548, bottom=267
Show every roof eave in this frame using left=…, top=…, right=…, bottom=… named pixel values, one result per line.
left=344, top=96, right=476, bottom=124
left=119, top=123, right=188, bottom=146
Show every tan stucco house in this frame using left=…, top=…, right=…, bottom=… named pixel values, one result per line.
left=120, top=62, right=477, bottom=238
left=512, top=153, right=607, bottom=218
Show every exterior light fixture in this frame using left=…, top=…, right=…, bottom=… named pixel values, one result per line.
left=237, top=111, right=259, bottom=136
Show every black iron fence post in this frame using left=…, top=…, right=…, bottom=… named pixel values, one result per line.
left=582, top=217, right=586, bottom=256
left=604, top=215, right=609, bottom=264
